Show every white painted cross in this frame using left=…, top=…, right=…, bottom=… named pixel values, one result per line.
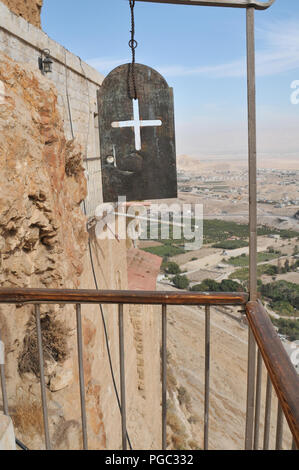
left=111, top=99, right=162, bottom=151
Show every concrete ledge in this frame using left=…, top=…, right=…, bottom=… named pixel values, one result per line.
left=0, top=1, right=104, bottom=86
left=0, top=414, right=16, bottom=451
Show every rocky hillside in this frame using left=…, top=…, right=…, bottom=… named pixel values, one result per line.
left=0, top=0, right=43, bottom=28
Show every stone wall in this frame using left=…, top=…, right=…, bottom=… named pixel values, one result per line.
left=1, top=0, right=43, bottom=28
left=0, top=1, right=103, bottom=217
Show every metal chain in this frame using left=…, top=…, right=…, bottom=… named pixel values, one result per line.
left=128, top=0, right=138, bottom=100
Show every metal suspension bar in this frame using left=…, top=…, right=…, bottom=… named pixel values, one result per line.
left=76, top=304, right=88, bottom=450
left=35, top=304, right=51, bottom=450
left=204, top=305, right=210, bottom=450
left=276, top=402, right=284, bottom=450
left=162, top=304, right=167, bottom=450
left=263, top=373, right=272, bottom=450
left=118, top=304, right=127, bottom=450
left=135, top=1, right=276, bottom=11
left=253, top=349, right=262, bottom=449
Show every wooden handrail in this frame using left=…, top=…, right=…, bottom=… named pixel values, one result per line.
left=0, top=288, right=248, bottom=305
left=246, top=300, right=299, bottom=448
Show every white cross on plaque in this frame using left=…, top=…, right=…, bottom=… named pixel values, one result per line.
left=111, top=99, right=162, bottom=151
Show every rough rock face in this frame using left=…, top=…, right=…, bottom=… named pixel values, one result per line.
left=0, top=52, right=89, bottom=448
left=0, top=52, right=87, bottom=290
left=0, top=0, right=43, bottom=28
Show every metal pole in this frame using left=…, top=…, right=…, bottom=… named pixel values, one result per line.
left=162, top=304, right=167, bottom=450
left=253, top=349, right=262, bottom=449
left=118, top=304, right=127, bottom=450
left=204, top=305, right=210, bottom=450
left=263, top=373, right=272, bottom=450
left=245, top=328, right=256, bottom=449
left=0, top=331, right=9, bottom=416
left=35, top=304, right=51, bottom=450
left=275, top=402, right=284, bottom=450
left=76, top=304, right=88, bottom=450
left=247, top=6, right=258, bottom=302
left=245, top=6, right=257, bottom=450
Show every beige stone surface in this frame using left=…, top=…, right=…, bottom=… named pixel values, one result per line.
left=0, top=0, right=43, bottom=28
left=0, top=414, right=16, bottom=450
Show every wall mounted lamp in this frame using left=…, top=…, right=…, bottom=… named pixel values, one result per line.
left=38, top=49, right=53, bottom=75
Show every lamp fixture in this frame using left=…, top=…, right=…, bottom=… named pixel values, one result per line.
left=38, top=49, right=53, bottom=75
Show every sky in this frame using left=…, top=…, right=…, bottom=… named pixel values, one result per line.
left=42, top=0, right=299, bottom=163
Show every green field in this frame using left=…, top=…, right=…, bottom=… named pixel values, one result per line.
left=271, top=318, right=299, bottom=341
left=142, top=244, right=185, bottom=258
left=229, top=264, right=279, bottom=281
left=227, top=251, right=280, bottom=267
left=141, top=218, right=298, bottom=261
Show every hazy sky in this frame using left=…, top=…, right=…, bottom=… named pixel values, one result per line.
left=42, top=0, right=299, bottom=162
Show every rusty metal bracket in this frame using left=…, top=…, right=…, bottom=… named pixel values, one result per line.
left=135, top=0, right=276, bottom=10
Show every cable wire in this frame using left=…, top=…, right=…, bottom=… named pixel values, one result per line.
left=67, top=57, right=133, bottom=450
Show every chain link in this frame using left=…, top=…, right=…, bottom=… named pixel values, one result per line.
left=128, top=0, right=138, bottom=100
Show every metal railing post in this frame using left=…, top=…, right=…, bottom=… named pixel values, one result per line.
left=253, top=350, right=262, bottom=449
left=35, top=304, right=51, bottom=450
left=204, top=305, right=211, bottom=450
left=162, top=304, right=167, bottom=450
left=245, top=328, right=256, bottom=449
left=0, top=331, right=9, bottom=416
left=263, top=373, right=272, bottom=450
left=76, top=304, right=88, bottom=450
left=276, top=402, right=284, bottom=450
left=118, top=304, right=127, bottom=450
left=245, top=5, right=258, bottom=450
left=247, top=5, right=258, bottom=303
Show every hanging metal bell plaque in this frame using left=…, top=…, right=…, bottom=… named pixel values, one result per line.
left=98, top=63, right=178, bottom=202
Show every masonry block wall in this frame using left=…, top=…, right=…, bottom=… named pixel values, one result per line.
left=0, top=1, right=103, bottom=217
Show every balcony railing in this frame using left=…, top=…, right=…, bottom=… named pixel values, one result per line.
left=0, top=288, right=298, bottom=450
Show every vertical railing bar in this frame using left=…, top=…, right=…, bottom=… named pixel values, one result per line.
left=245, top=4, right=258, bottom=450
left=245, top=328, right=256, bottom=450
left=76, top=304, right=88, bottom=450
left=253, top=349, right=262, bottom=450
left=263, top=373, right=272, bottom=450
left=162, top=304, right=167, bottom=451
left=246, top=5, right=258, bottom=300
left=292, top=438, right=297, bottom=451
left=0, top=331, right=9, bottom=416
left=275, top=402, right=284, bottom=450
left=35, top=304, right=51, bottom=450
left=204, top=305, right=210, bottom=451
left=118, top=303, right=127, bottom=450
